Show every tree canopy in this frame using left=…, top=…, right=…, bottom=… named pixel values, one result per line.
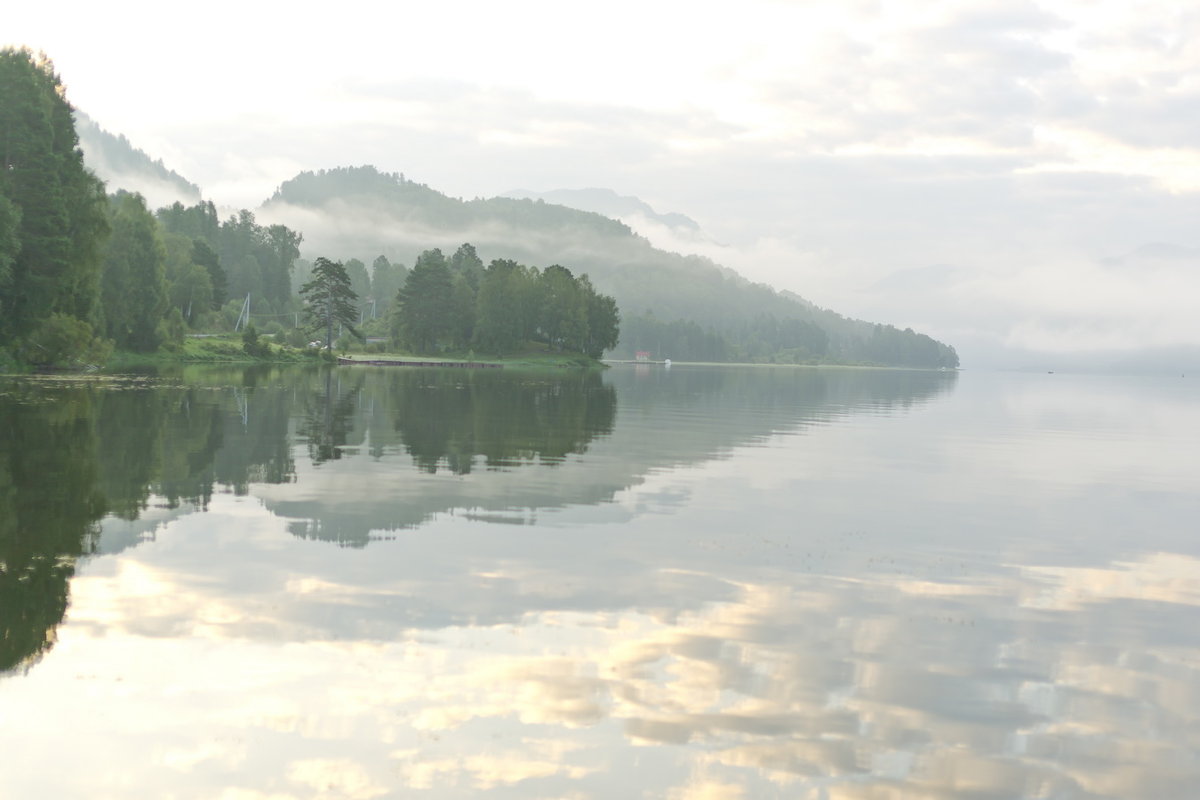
left=300, top=257, right=362, bottom=349
left=0, top=47, right=109, bottom=360
left=390, top=244, right=620, bottom=358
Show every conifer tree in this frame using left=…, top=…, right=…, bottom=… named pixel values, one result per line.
left=300, top=257, right=361, bottom=349
left=0, top=47, right=108, bottom=350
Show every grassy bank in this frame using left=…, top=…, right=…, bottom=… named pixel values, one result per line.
left=101, top=336, right=604, bottom=371
left=105, top=335, right=329, bottom=368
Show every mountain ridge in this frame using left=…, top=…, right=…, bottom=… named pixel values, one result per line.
left=262, top=165, right=958, bottom=367
left=501, top=187, right=701, bottom=233
left=75, top=112, right=200, bottom=208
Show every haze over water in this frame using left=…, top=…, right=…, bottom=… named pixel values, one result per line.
left=1, top=364, right=1197, bottom=798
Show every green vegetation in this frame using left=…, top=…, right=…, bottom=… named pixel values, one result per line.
left=0, top=48, right=109, bottom=367
left=104, top=334, right=329, bottom=367
left=1, top=53, right=956, bottom=371
left=267, top=166, right=958, bottom=368
left=389, top=245, right=618, bottom=359
left=0, top=61, right=610, bottom=373
left=0, top=48, right=307, bottom=370
left=300, top=257, right=363, bottom=349
left=73, top=112, right=201, bottom=203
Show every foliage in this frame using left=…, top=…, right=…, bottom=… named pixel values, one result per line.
left=300, top=257, right=363, bottom=349
left=241, top=323, right=270, bottom=357
left=393, top=249, right=455, bottom=353
left=100, top=191, right=169, bottom=352
left=369, top=255, right=407, bottom=315
left=0, top=47, right=109, bottom=353
left=580, top=275, right=620, bottom=358
left=391, top=245, right=620, bottom=359
left=0, top=195, right=19, bottom=288
left=448, top=242, right=484, bottom=291
left=20, top=312, right=112, bottom=367
left=192, top=240, right=226, bottom=309
left=159, top=308, right=187, bottom=350
left=474, top=258, right=535, bottom=354
left=342, top=257, right=371, bottom=321
left=156, top=200, right=219, bottom=245
left=159, top=202, right=300, bottom=312
left=74, top=112, right=201, bottom=201
left=265, top=164, right=959, bottom=367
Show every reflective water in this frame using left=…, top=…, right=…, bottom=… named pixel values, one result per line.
left=1, top=365, right=1197, bottom=798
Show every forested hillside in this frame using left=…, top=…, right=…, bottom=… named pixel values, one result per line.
left=75, top=112, right=200, bottom=207
left=1, top=49, right=956, bottom=370
left=263, top=166, right=958, bottom=367
left=0, top=49, right=110, bottom=365
left=0, top=48, right=306, bottom=367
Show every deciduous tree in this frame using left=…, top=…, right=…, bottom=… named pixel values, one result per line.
left=100, top=191, right=168, bottom=352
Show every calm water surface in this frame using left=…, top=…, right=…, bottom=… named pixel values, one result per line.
left=1, top=365, right=1197, bottom=799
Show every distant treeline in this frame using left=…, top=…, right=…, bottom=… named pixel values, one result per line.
left=2, top=49, right=957, bottom=369
left=616, top=311, right=957, bottom=367
left=0, top=49, right=614, bottom=366
left=384, top=244, right=619, bottom=357
left=267, top=166, right=961, bottom=369
left=74, top=112, right=201, bottom=201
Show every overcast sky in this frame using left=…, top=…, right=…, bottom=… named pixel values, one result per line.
left=9, top=0, right=1200, bottom=367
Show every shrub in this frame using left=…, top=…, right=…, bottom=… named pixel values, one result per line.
left=21, top=314, right=112, bottom=367
left=241, top=324, right=271, bottom=358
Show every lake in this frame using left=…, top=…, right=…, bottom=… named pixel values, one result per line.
left=1, top=364, right=1197, bottom=799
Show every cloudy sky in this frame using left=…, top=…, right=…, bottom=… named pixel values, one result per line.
left=8, top=0, right=1200, bottom=367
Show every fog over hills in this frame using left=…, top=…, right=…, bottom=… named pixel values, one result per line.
left=503, top=188, right=702, bottom=235
left=259, top=165, right=958, bottom=367
left=75, top=113, right=200, bottom=209
left=76, top=117, right=1200, bottom=371
left=14, top=0, right=1200, bottom=372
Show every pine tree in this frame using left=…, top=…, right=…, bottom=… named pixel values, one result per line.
left=300, top=257, right=361, bottom=349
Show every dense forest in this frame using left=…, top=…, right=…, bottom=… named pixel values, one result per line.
left=390, top=245, right=618, bottom=357
left=74, top=112, right=201, bottom=206
left=0, top=49, right=616, bottom=367
left=1, top=48, right=957, bottom=369
left=264, top=166, right=959, bottom=367
left=0, top=49, right=306, bottom=366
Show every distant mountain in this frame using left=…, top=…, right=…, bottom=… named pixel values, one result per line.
left=75, top=112, right=201, bottom=207
left=261, top=166, right=958, bottom=367
left=503, top=187, right=701, bottom=233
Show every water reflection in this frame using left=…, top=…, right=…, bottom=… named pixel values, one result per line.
left=0, top=365, right=952, bottom=671
left=17, top=498, right=1199, bottom=798
left=0, top=383, right=104, bottom=672
left=11, top=367, right=1198, bottom=797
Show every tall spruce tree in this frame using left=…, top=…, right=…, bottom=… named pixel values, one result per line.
left=0, top=48, right=109, bottom=352
left=300, top=257, right=361, bottom=349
